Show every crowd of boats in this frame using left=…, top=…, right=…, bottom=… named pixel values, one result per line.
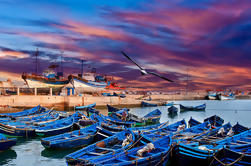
left=0, top=103, right=250, bottom=166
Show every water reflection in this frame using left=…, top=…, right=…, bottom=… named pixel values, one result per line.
left=0, top=149, right=17, bottom=165
left=41, top=148, right=81, bottom=159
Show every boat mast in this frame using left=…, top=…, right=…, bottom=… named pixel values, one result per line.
left=60, top=51, right=64, bottom=73
left=81, top=60, right=84, bottom=78
left=186, top=68, right=189, bottom=95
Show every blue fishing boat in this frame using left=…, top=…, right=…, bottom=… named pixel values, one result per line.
left=174, top=123, right=250, bottom=166
left=162, top=101, right=174, bottom=106
left=35, top=117, right=75, bottom=136
left=75, top=103, right=96, bottom=110
left=180, top=103, right=206, bottom=112
left=100, top=120, right=170, bottom=134
left=141, top=101, right=157, bottom=107
left=29, top=112, right=60, bottom=125
left=0, top=134, right=17, bottom=151
left=66, top=129, right=139, bottom=165
left=168, top=106, right=178, bottom=116
left=0, top=122, right=36, bottom=137
left=107, top=105, right=129, bottom=116
left=107, top=104, right=120, bottom=115
left=142, top=109, right=161, bottom=125
left=204, top=115, right=224, bottom=127
left=100, top=114, right=136, bottom=127
left=213, top=144, right=251, bottom=166
left=16, top=109, right=53, bottom=121
left=173, top=121, right=212, bottom=141
left=41, top=123, right=99, bottom=149
left=142, top=119, right=187, bottom=140
left=0, top=105, right=45, bottom=118
left=88, top=135, right=172, bottom=166
left=108, top=105, right=161, bottom=127
left=188, top=115, right=224, bottom=128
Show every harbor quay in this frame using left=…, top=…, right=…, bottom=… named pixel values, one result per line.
left=0, top=87, right=208, bottom=110
left=0, top=93, right=205, bottom=110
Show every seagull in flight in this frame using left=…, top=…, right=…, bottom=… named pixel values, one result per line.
left=121, top=51, right=173, bottom=82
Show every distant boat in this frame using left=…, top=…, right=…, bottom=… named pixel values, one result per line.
left=68, top=74, right=107, bottom=93
left=141, top=101, right=158, bottom=107
left=168, top=106, right=178, bottom=116
left=180, top=103, right=206, bottom=112
left=206, top=93, right=218, bottom=100
left=22, top=65, right=69, bottom=88
left=22, top=49, right=69, bottom=88
left=162, top=101, right=174, bottom=106
left=75, top=103, right=96, bottom=110
left=218, top=93, right=235, bottom=100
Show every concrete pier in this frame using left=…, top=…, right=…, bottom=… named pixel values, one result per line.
left=0, top=93, right=206, bottom=110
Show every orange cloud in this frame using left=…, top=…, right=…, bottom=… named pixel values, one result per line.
left=0, top=50, right=29, bottom=59
left=54, top=20, right=126, bottom=41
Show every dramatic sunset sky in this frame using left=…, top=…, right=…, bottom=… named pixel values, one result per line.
left=0, top=0, right=250, bottom=90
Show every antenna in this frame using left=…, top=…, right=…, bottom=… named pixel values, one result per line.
left=35, top=48, right=39, bottom=74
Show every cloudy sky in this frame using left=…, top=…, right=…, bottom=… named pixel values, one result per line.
left=0, top=0, right=250, bottom=90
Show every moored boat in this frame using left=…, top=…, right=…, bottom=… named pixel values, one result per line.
left=0, top=105, right=45, bottom=118
left=75, top=103, right=96, bottom=111
left=212, top=144, right=251, bottom=166
left=88, top=135, right=172, bottom=166
left=35, top=117, right=75, bottom=136
left=22, top=67, right=69, bottom=88
left=0, top=122, right=36, bottom=137
left=174, top=123, right=250, bottom=166
left=65, top=129, right=139, bottom=165
left=0, top=134, right=17, bottom=151
left=41, top=123, right=99, bottom=149
left=218, top=93, right=235, bottom=100
left=188, top=115, right=224, bottom=128
left=180, top=103, right=206, bottom=112
left=68, top=74, right=107, bottom=93
left=141, top=101, right=158, bottom=107
left=168, top=106, right=178, bottom=116
left=162, top=101, right=174, bottom=106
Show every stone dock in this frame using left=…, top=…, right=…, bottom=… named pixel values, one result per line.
left=0, top=93, right=205, bottom=111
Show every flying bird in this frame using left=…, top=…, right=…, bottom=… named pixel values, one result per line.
left=121, top=51, right=173, bottom=82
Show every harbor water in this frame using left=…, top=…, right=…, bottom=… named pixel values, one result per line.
left=1, top=100, right=250, bottom=166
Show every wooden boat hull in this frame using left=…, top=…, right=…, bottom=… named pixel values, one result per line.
left=168, top=106, right=178, bottom=115
left=213, top=147, right=251, bottom=166
left=70, top=77, right=106, bottom=93
left=0, top=123, right=35, bottom=137
left=180, top=104, right=206, bottom=112
left=0, top=105, right=45, bottom=118
left=23, top=75, right=69, bottom=88
left=41, top=133, right=95, bottom=149
left=41, top=124, right=98, bottom=149
left=141, top=101, right=157, bottom=107
left=90, top=136, right=172, bottom=166
left=36, top=124, right=73, bottom=136
left=174, top=124, right=250, bottom=166
left=174, top=146, right=212, bottom=166
left=218, top=94, right=235, bottom=100
left=66, top=130, right=137, bottom=165
left=0, top=138, right=17, bottom=151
